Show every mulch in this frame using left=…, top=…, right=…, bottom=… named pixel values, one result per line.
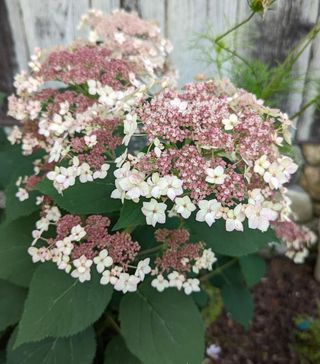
left=207, top=256, right=320, bottom=364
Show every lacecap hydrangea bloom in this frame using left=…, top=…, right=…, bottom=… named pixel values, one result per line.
left=28, top=203, right=216, bottom=294
left=79, top=8, right=175, bottom=84
left=8, top=9, right=174, bottom=199
left=8, top=9, right=314, bottom=295
left=112, top=80, right=298, bottom=232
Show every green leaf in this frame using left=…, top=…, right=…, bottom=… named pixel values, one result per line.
left=104, top=336, right=141, bottom=364
left=186, top=216, right=277, bottom=256
left=7, top=327, right=96, bottom=364
left=15, top=263, right=113, bottom=347
left=36, top=178, right=121, bottom=214
left=0, top=214, right=38, bottom=287
left=4, top=182, right=39, bottom=223
left=209, top=258, right=243, bottom=288
left=0, top=280, right=27, bottom=331
left=221, top=283, right=254, bottom=328
left=0, top=145, right=41, bottom=188
left=239, top=254, right=266, bottom=287
left=112, top=201, right=145, bottom=231
left=120, top=283, right=205, bottom=364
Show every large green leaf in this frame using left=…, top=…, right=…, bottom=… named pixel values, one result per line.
left=221, top=283, right=254, bottom=328
left=7, top=327, right=96, bottom=364
left=4, top=182, right=39, bottom=223
left=120, top=283, right=205, bottom=364
left=0, top=280, right=27, bottom=331
left=0, top=214, right=37, bottom=287
left=186, top=216, right=277, bottom=256
left=15, top=263, right=113, bottom=347
left=36, top=178, right=121, bottom=214
left=239, top=254, right=266, bottom=288
left=104, top=336, right=141, bottom=364
left=112, top=200, right=145, bottom=231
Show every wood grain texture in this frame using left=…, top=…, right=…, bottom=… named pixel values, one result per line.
left=0, top=0, right=18, bottom=125
left=91, top=0, right=120, bottom=12
left=166, top=0, right=208, bottom=84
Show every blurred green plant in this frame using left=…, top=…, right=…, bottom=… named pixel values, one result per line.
left=293, top=305, right=320, bottom=364
left=201, top=284, right=223, bottom=326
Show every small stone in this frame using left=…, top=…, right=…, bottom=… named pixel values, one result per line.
left=286, top=186, right=313, bottom=222
left=302, top=144, right=320, bottom=166
left=299, top=165, right=320, bottom=201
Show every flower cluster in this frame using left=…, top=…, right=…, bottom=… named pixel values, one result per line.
left=28, top=203, right=216, bottom=294
left=8, top=9, right=175, bottom=199
left=8, top=8, right=313, bottom=299
left=29, top=205, right=143, bottom=292
left=272, top=220, right=317, bottom=263
left=151, top=228, right=217, bottom=294
left=79, top=9, right=175, bottom=83
left=112, top=80, right=298, bottom=233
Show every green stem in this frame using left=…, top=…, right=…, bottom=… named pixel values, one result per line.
left=261, top=22, right=320, bottom=100
left=107, top=314, right=121, bottom=334
left=137, top=245, right=163, bottom=257
left=210, top=12, right=261, bottom=88
left=291, top=96, right=319, bottom=120
left=215, top=12, right=255, bottom=43
left=199, top=258, right=238, bottom=282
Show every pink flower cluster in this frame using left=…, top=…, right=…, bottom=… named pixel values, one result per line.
left=79, top=9, right=175, bottom=82
left=272, top=220, right=317, bottom=263
left=8, top=9, right=174, bottom=198
left=151, top=228, right=217, bottom=294
left=112, top=80, right=298, bottom=235
left=28, top=204, right=216, bottom=294
left=39, top=46, right=132, bottom=87
left=28, top=205, right=144, bottom=291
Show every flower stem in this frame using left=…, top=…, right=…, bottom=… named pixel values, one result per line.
left=199, top=257, right=238, bottom=282
left=215, top=12, right=255, bottom=43
left=107, top=314, right=121, bottom=334
left=290, top=96, right=319, bottom=120
left=137, top=245, right=162, bottom=257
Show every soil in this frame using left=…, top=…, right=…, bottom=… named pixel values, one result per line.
left=207, top=257, right=320, bottom=364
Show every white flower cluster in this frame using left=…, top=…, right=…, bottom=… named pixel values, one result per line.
left=47, top=157, right=110, bottom=194
left=28, top=207, right=154, bottom=291
left=28, top=204, right=218, bottom=295
left=254, top=155, right=298, bottom=190
left=151, top=248, right=217, bottom=295
left=29, top=227, right=152, bottom=292
left=111, top=151, right=296, bottom=232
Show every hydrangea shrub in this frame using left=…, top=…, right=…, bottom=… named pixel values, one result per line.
left=0, top=9, right=316, bottom=364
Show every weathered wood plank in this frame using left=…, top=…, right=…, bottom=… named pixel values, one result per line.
left=5, top=0, right=30, bottom=71
left=166, top=0, right=208, bottom=85
left=139, top=0, right=166, bottom=35
left=119, top=0, right=140, bottom=13
left=91, top=0, right=120, bottom=13
left=0, top=0, right=18, bottom=125
left=296, top=10, right=320, bottom=143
